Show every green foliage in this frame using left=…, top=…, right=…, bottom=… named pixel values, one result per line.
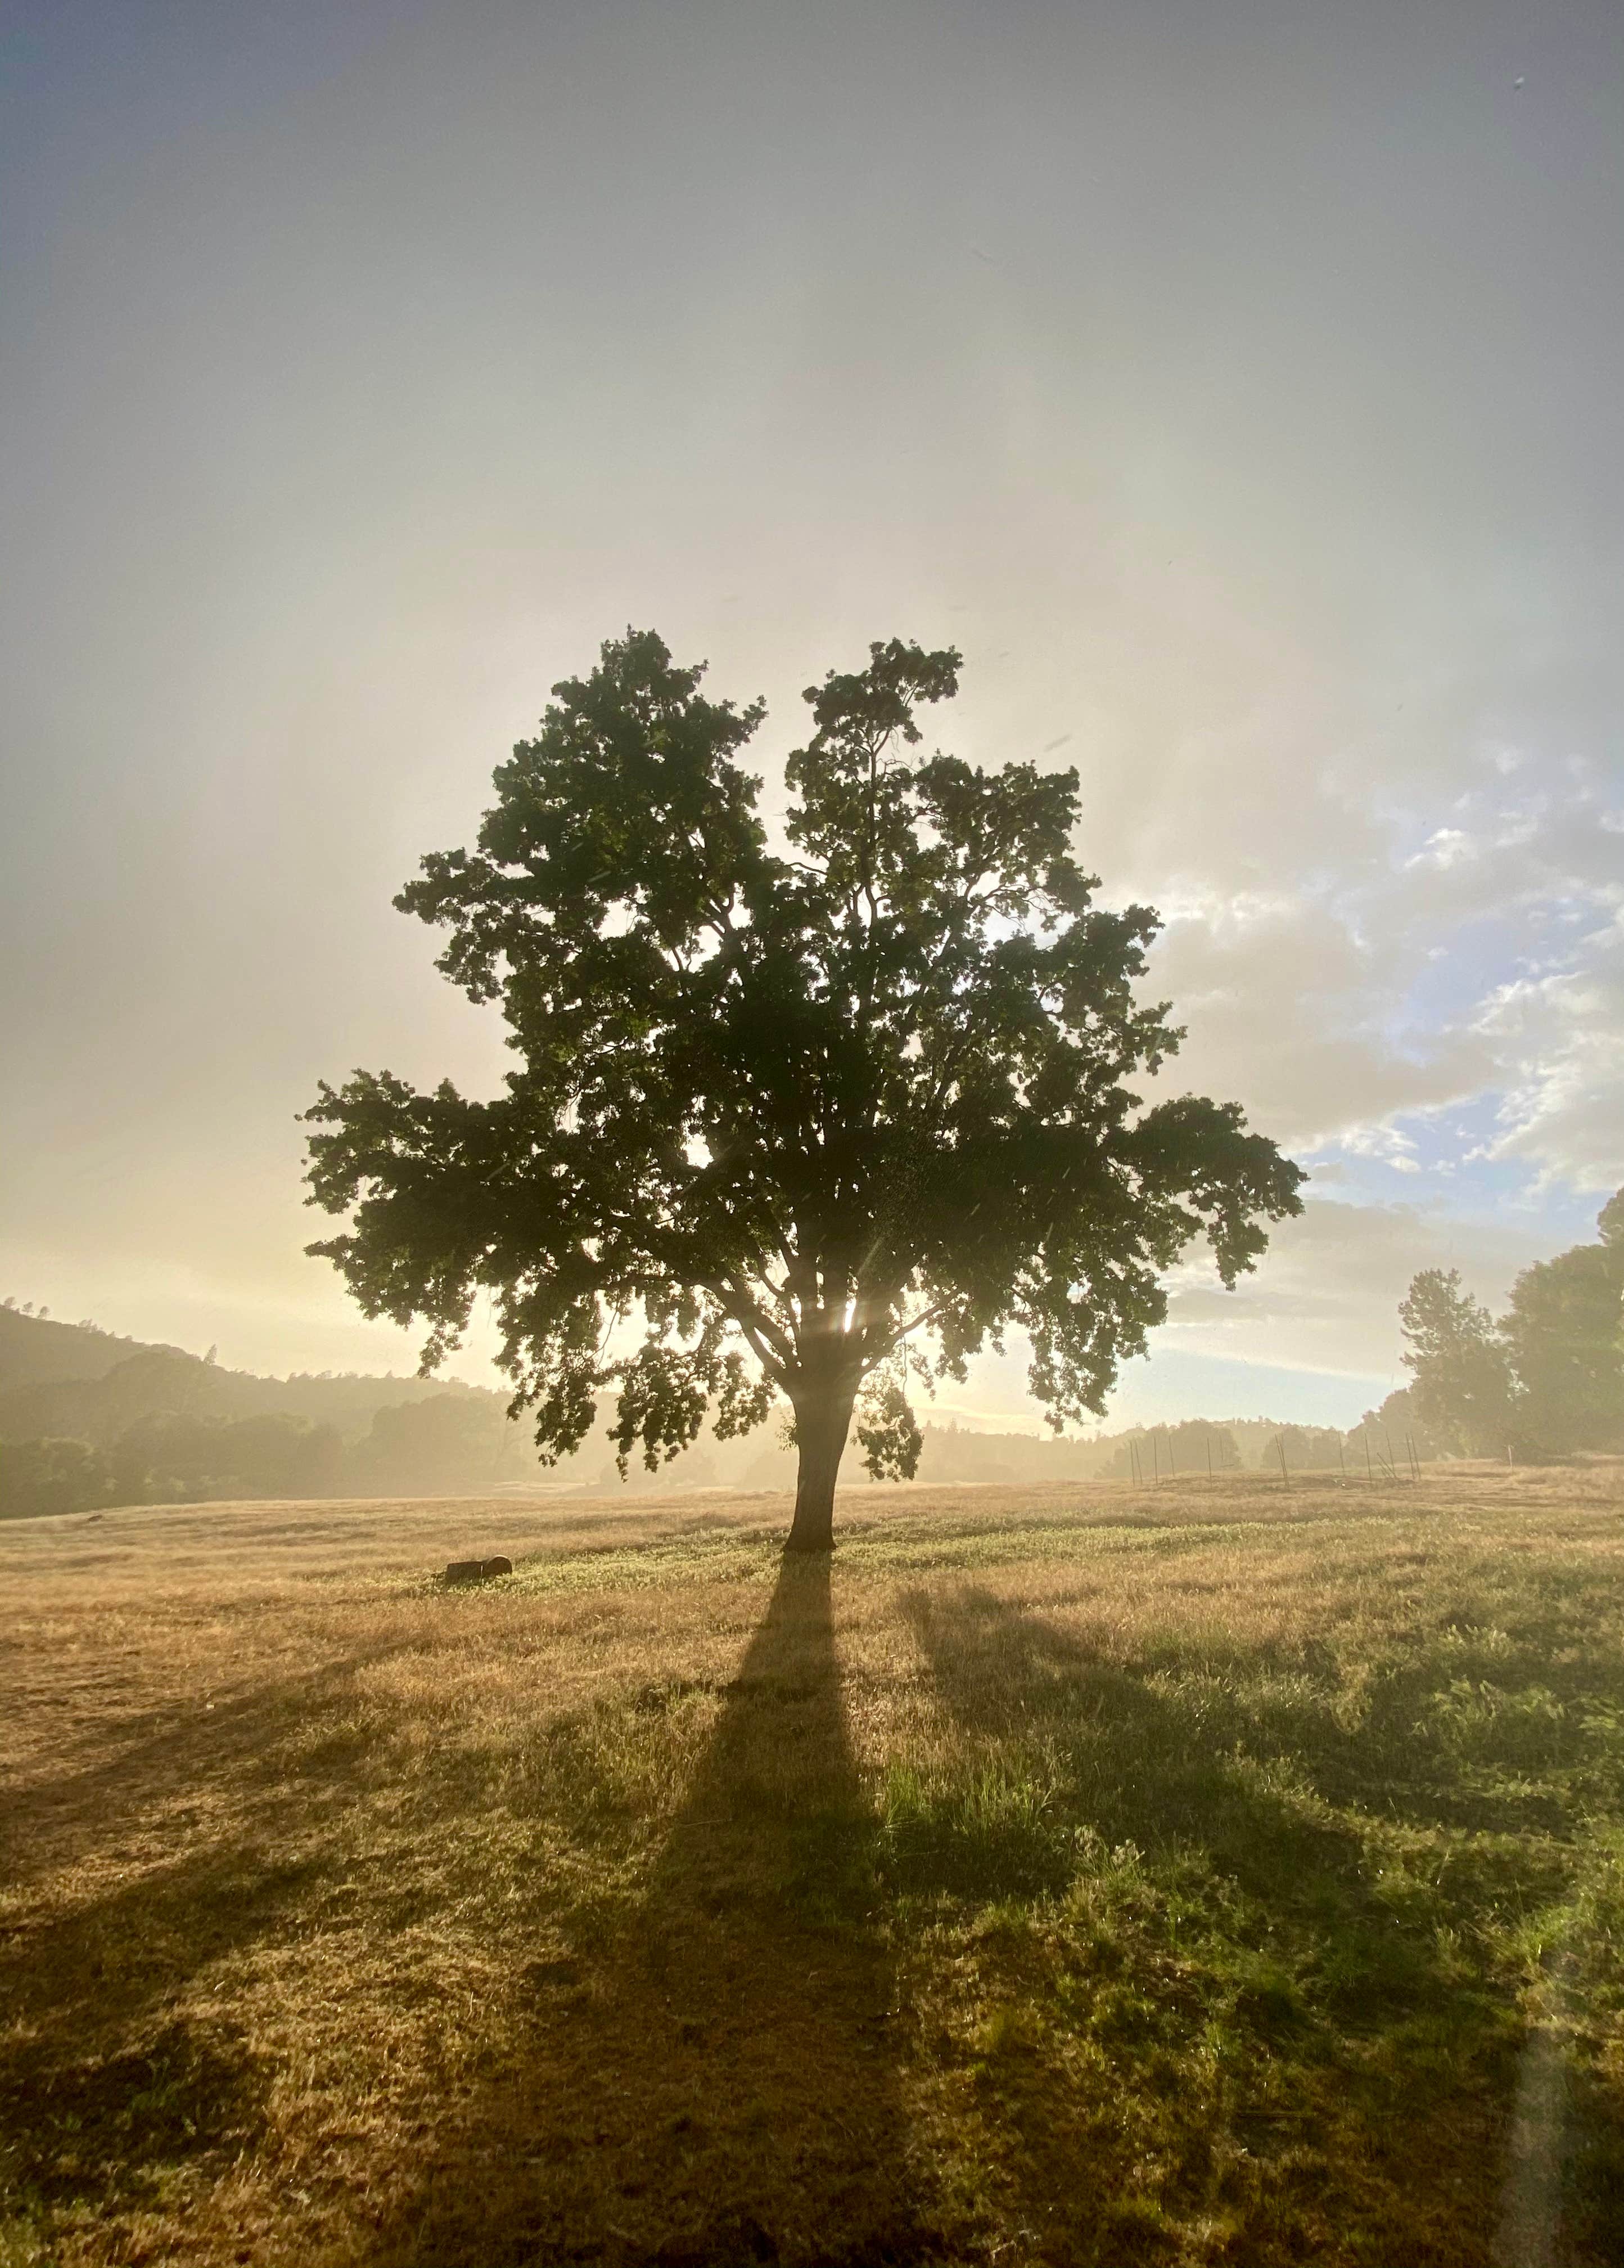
left=1501, top=1233, right=1624, bottom=1455
left=1399, top=1268, right=1517, bottom=1455
left=854, top=1369, right=925, bottom=1483
left=1599, top=1189, right=1624, bottom=1249
left=1349, top=1387, right=1442, bottom=1462
left=305, top=629, right=1304, bottom=1528
left=0, top=1436, right=115, bottom=1519
left=1400, top=1193, right=1624, bottom=1459
left=347, top=1392, right=513, bottom=1492
left=109, top=1411, right=343, bottom=1502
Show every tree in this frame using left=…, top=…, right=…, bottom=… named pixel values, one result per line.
left=1500, top=1190, right=1624, bottom=1454
left=214, top=1413, right=344, bottom=1497
left=109, top=1411, right=219, bottom=1502
left=0, top=1437, right=115, bottom=1520
left=1262, top=1424, right=1346, bottom=1473
left=1398, top=1269, right=1515, bottom=1456
left=1599, top=1188, right=1624, bottom=1252
left=1349, top=1387, right=1441, bottom=1463
left=1109, top=1419, right=1240, bottom=1477
left=108, top=1410, right=343, bottom=1502
left=305, top=631, right=1305, bottom=1550
left=347, top=1394, right=513, bottom=1495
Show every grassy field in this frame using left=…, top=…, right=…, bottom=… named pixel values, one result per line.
left=3, top=1465, right=1622, bottom=2267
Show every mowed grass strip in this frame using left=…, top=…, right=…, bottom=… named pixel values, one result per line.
left=1, top=1466, right=1622, bottom=2266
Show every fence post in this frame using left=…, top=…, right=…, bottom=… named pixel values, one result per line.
left=1278, top=1434, right=1290, bottom=1491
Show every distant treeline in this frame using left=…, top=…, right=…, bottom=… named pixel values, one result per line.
left=0, top=1313, right=505, bottom=1442
left=1094, top=1395, right=1438, bottom=1482
left=0, top=1307, right=544, bottom=1519
left=1400, top=1190, right=1623, bottom=1459
left=557, top=1392, right=1439, bottom=1500
left=6, top=1178, right=1618, bottom=1522
left=0, top=1298, right=1445, bottom=1523
left=0, top=1395, right=543, bottom=1519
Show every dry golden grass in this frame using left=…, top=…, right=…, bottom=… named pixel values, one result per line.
left=3, top=1465, right=1623, bottom=2265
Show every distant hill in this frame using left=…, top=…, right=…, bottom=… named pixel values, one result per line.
left=0, top=1304, right=579, bottom=1516
left=0, top=1305, right=164, bottom=1390
left=0, top=1305, right=509, bottom=1449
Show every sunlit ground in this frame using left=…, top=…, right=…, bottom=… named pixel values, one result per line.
left=3, top=1467, right=1622, bottom=2266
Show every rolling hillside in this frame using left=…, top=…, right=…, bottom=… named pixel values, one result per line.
left=0, top=1307, right=507, bottom=1448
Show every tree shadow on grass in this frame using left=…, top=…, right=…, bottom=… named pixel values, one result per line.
left=0, top=1832, right=326, bottom=2231
left=899, top=1583, right=1370, bottom=1906
left=0, top=1649, right=405, bottom=2242
left=1, top=1640, right=414, bottom=1894
left=0, top=2008, right=272, bottom=2218
left=896, top=1585, right=1567, bottom=2268
left=362, top=1555, right=940, bottom=2268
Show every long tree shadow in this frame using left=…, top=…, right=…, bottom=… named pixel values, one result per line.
left=898, top=1584, right=1568, bottom=2268
left=905, top=1577, right=1620, bottom=1883
left=366, top=1555, right=939, bottom=2268
left=0, top=1849, right=286, bottom=2218
left=0, top=1654, right=395, bottom=2233
left=900, top=1583, right=1373, bottom=1905
left=2, top=1639, right=416, bottom=1894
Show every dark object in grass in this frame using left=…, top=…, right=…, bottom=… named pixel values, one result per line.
left=443, top=1555, right=512, bottom=1583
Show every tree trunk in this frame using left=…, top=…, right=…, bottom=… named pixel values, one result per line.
left=786, top=1380, right=857, bottom=1553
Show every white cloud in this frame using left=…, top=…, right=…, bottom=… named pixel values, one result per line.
left=1481, top=912, right=1624, bottom=1191
left=1132, top=761, right=1622, bottom=1208
left=1157, top=1198, right=1549, bottom=1379
left=1145, top=892, right=1493, bottom=1155
left=1406, top=827, right=1476, bottom=871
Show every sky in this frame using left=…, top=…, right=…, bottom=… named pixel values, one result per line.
left=2, top=0, right=1621, bottom=1432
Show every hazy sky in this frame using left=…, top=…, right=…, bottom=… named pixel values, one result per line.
left=3, top=0, right=1621, bottom=1429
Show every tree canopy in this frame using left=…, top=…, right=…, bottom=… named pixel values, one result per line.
left=1398, top=1268, right=1515, bottom=1457
left=1400, top=1191, right=1624, bottom=1460
left=305, top=631, right=1305, bottom=1546
left=1501, top=1194, right=1624, bottom=1453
